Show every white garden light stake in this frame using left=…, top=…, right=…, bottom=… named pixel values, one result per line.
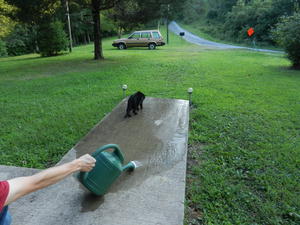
left=122, top=84, right=128, bottom=98
left=187, top=87, right=193, bottom=106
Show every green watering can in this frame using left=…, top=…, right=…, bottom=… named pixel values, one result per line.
left=77, top=144, right=137, bottom=196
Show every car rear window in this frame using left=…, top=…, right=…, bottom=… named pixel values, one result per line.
left=141, top=32, right=151, bottom=38
left=152, top=32, right=160, bottom=39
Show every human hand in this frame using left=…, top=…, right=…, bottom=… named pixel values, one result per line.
left=76, top=154, right=96, bottom=172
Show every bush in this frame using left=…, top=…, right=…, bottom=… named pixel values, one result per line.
left=272, top=13, right=300, bottom=68
left=5, top=24, right=37, bottom=56
left=37, top=21, right=68, bottom=57
left=0, top=39, right=7, bottom=57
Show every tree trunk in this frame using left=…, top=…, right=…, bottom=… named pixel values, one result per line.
left=92, top=3, right=104, bottom=60
left=74, top=35, right=78, bottom=46
left=87, top=32, right=91, bottom=43
left=83, top=34, right=87, bottom=44
left=118, top=26, right=122, bottom=39
left=61, top=0, right=73, bottom=52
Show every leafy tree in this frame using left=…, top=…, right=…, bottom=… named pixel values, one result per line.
left=160, top=0, right=188, bottom=21
left=0, top=39, right=7, bottom=57
left=4, top=0, right=69, bottom=57
left=5, top=24, right=37, bottom=55
left=107, top=0, right=187, bottom=38
left=0, top=0, right=16, bottom=38
left=67, top=6, right=115, bottom=45
left=66, top=7, right=93, bottom=45
left=37, top=21, right=68, bottom=56
left=107, top=0, right=143, bottom=36
left=206, top=0, right=238, bottom=20
left=272, top=13, right=300, bottom=69
left=182, top=0, right=208, bottom=24
left=4, top=0, right=60, bottom=24
left=100, top=13, right=117, bottom=37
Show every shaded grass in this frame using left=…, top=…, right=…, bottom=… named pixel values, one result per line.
left=1, top=28, right=300, bottom=224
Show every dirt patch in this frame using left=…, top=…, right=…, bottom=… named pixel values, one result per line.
left=187, top=143, right=204, bottom=168
left=185, top=142, right=206, bottom=224
left=185, top=205, right=204, bottom=225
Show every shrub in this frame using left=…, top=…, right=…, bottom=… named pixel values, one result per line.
left=37, top=21, right=68, bottom=57
left=272, top=13, right=300, bottom=68
left=5, top=24, right=36, bottom=56
left=0, top=39, right=7, bottom=57
left=206, top=10, right=218, bottom=20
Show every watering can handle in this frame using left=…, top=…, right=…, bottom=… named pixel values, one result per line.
left=77, top=144, right=124, bottom=182
left=92, top=144, right=124, bottom=163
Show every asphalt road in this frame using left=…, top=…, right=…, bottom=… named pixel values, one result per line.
left=169, top=21, right=283, bottom=54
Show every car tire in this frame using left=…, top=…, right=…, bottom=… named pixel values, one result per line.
left=118, top=43, right=126, bottom=50
left=148, top=43, right=156, bottom=50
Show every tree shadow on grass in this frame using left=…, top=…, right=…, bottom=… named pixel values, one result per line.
left=0, top=56, right=122, bottom=81
left=0, top=55, right=41, bottom=63
left=269, top=65, right=300, bottom=77
left=0, top=52, right=73, bottom=63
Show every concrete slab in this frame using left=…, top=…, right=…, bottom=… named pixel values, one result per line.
left=3, top=97, right=189, bottom=225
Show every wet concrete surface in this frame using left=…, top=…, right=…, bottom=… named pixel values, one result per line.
left=75, top=97, right=188, bottom=196
left=3, top=97, right=189, bottom=225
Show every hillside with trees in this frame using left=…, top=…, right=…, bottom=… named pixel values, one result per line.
left=181, top=0, right=299, bottom=44
left=180, top=0, right=300, bottom=67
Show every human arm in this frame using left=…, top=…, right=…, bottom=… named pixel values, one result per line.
left=4, top=154, right=95, bottom=206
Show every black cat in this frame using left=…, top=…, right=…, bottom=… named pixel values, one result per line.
left=124, top=91, right=145, bottom=118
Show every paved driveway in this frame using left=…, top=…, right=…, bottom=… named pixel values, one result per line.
left=169, top=21, right=282, bottom=54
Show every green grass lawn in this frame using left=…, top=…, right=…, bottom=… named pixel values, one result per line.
left=1, top=30, right=299, bottom=224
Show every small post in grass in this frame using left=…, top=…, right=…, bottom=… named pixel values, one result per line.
left=166, top=4, right=170, bottom=44
left=122, top=84, right=128, bottom=98
left=180, top=32, right=185, bottom=44
left=247, top=27, right=256, bottom=50
left=187, top=87, right=193, bottom=106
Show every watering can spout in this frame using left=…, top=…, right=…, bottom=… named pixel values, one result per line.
left=122, top=161, right=137, bottom=172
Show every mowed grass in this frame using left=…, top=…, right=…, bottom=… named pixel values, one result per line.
left=1, top=30, right=300, bottom=224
